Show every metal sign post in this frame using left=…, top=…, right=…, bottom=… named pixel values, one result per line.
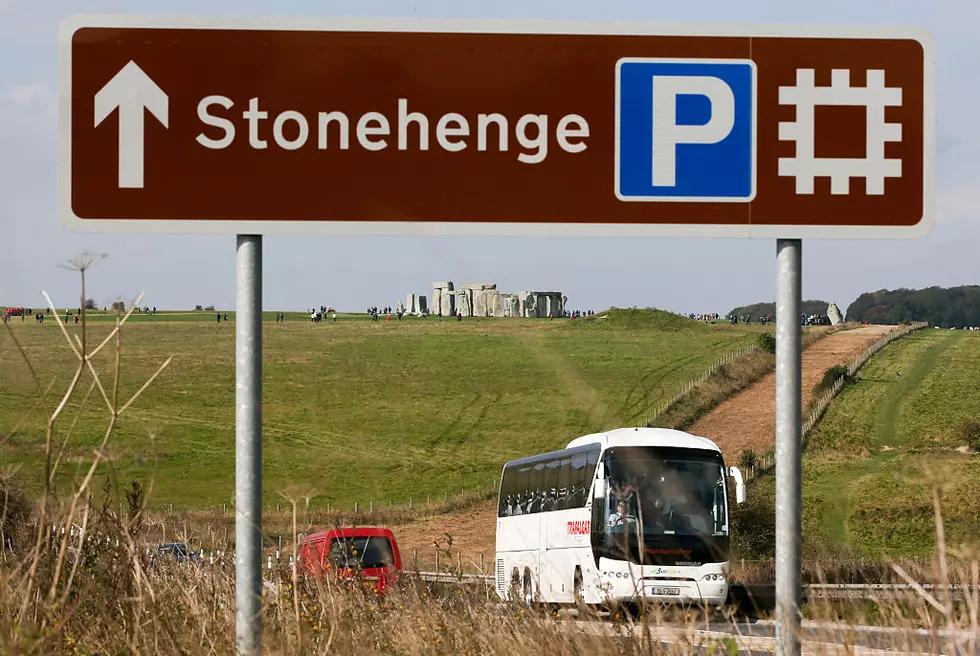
left=235, top=235, right=262, bottom=654
left=775, top=239, right=802, bottom=656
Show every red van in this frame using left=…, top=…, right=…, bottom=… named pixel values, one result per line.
left=298, top=527, right=402, bottom=595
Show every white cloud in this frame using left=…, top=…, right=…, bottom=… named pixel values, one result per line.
left=939, top=186, right=980, bottom=222
left=6, top=82, right=45, bottom=104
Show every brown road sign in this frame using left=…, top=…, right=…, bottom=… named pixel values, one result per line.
left=58, top=16, right=934, bottom=237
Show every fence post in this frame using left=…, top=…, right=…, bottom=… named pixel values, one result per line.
left=369, top=501, right=373, bottom=513
left=354, top=502, right=359, bottom=514
left=436, top=550, right=440, bottom=571
left=414, top=549, right=418, bottom=572
left=457, top=551, right=461, bottom=574
left=480, top=552, right=485, bottom=574
left=409, top=497, right=413, bottom=510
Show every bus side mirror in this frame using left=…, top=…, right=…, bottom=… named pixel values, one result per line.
left=729, top=466, right=746, bottom=504
left=593, top=478, right=606, bottom=500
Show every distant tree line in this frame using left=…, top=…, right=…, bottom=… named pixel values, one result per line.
left=845, top=286, right=980, bottom=328
left=727, top=300, right=831, bottom=320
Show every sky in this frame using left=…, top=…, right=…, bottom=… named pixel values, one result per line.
left=1, top=0, right=977, bottom=315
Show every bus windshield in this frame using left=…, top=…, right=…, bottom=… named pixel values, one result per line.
left=602, top=446, right=728, bottom=537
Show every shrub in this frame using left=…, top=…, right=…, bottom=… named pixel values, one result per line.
left=125, top=480, right=146, bottom=532
left=204, top=305, right=216, bottom=312
left=730, top=484, right=775, bottom=560
left=194, top=304, right=203, bottom=311
left=0, top=474, right=34, bottom=553
left=814, top=363, right=852, bottom=395
left=961, top=420, right=980, bottom=452
left=756, top=332, right=776, bottom=354
left=738, top=449, right=758, bottom=471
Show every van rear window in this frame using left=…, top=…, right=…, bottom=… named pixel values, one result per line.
left=328, top=536, right=395, bottom=569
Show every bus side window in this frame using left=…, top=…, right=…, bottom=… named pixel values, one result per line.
left=531, top=462, right=546, bottom=514
left=498, top=467, right=514, bottom=517
left=557, top=457, right=572, bottom=510
left=543, top=460, right=560, bottom=510
left=517, top=465, right=533, bottom=515
left=570, top=452, right=589, bottom=508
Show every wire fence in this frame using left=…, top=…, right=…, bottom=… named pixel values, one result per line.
left=160, top=481, right=499, bottom=520
left=645, top=345, right=760, bottom=426
left=746, top=322, right=929, bottom=479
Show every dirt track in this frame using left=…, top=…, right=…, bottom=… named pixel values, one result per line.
left=392, top=502, right=498, bottom=571
left=690, top=325, right=896, bottom=460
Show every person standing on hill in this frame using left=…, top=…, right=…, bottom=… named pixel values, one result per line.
left=217, top=312, right=221, bottom=323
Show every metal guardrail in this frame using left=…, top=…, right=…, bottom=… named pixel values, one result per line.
left=415, top=571, right=493, bottom=585
left=413, top=573, right=979, bottom=602
left=806, top=582, right=979, bottom=601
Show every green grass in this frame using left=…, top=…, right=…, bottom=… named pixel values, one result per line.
left=0, top=309, right=757, bottom=510
left=797, top=329, right=980, bottom=557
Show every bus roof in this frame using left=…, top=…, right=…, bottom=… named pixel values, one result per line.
left=499, top=427, right=722, bottom=472
left=565, top=427, right=720, bottom=453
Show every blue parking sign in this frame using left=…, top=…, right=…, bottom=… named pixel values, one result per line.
left=616, top=58, right=757, bottom=202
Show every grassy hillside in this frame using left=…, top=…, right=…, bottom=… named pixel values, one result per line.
left=0, top=309, right=756, bottom=509
left=796, top=329, right=980, bottom=557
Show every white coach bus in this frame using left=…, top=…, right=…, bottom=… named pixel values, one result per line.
left=494, top=427, right=746, bottom=609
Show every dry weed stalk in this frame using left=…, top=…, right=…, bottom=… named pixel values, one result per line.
left=2, top=256, right=173, bottom=648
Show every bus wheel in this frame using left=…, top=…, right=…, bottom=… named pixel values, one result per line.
left=573, top=567, right=587, bottom=615
left=522, top=568, right=535, bottom=607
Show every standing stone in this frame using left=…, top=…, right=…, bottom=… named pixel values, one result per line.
left=523, top=293, right=536, bottom=318
left=827, top=302, right=843, bottom=326
left=436, top=282, right=455, bottom=316
left=562, top=295, right=568, bottom=317
left=492, top=292, right=506, bottom=317
left=509, top=295, right=520, bottom=318
left=474, top=290, right=488, bottom=317
left=418, top=296, right=428, bottom=315
left=406, top=293, right=417, bottom=315
left=458, top=292, right=471, bottom=317
left=397, top=301, right=405, bottom=315
left=432, top=288, right=442, bottom=316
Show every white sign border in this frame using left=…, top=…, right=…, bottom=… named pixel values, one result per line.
left=57, top=14, right=936, bottom=239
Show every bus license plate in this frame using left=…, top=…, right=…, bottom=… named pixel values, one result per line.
left=651, top=587, right=680, bottom=596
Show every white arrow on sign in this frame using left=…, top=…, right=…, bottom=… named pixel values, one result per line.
left=94, top=60, right=169, bottom=189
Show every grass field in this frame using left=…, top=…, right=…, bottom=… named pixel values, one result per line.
left=0, top=308, right=759, bottom=510
left=797, top=328, right=980, bottom=557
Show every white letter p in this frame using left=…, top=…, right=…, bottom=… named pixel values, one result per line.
left=652, top=76, right=735, bottom=187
